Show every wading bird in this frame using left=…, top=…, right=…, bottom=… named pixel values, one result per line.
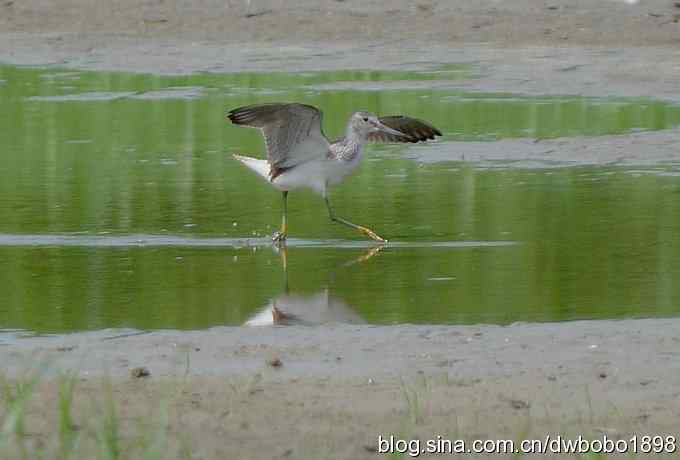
left=227, top=103, right=441, bottom=243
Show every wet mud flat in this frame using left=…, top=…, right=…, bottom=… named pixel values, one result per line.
left=2, top=317, right=679, bottom=459
left=410, top=126, right=680, bottom=168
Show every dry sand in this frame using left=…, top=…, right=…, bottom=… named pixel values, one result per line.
left=2, top=1, right=680, bottom=458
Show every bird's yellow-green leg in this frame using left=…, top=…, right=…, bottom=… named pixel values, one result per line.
left=272, top=191, right=288, bottom=244
left=280, top=191, right=288, bottom=237
left=324, top=196, right=387, bottom=243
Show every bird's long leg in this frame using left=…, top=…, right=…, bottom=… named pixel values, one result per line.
left=324, top=196, right=386, bottom=243
left=272, top=191, right=288, bottom=244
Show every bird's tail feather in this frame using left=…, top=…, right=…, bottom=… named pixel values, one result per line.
left=233, top=154, right=271, bottom=181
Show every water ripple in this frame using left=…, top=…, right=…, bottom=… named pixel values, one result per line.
left=0, top=234, right=517, bottom=249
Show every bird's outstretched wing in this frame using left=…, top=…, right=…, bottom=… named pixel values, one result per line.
left=367, top=116, right=442, bottom=143
left=227, top=103, right=330, bottom=176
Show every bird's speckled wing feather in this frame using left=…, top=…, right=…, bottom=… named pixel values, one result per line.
left=367, top=116, right=442, bottom=143
left=227, top=103, right=330, bottom=175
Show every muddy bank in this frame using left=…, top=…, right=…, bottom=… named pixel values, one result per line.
left=1, top=0, right=679, bottom=47
left=1, top=1, right=680, bottom=102
left=3, top=39, right=680, bottom=103
left=5, top=318, right=679, bottom=382
left=407, top=127, right=680, bottom=167
left=2, top=318, right=679, bottom=458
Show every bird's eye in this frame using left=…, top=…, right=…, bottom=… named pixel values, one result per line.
left=362, top=117, right=369, bottom=122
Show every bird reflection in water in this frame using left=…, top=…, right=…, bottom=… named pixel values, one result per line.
left=244, top=246, right=382, bottom=326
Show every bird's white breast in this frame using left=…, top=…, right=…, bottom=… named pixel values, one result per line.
left=271, top=141, right=365, bottom=195
left=325, top=152, right=363, bottom=186
left=272, top=154, right=363, bottom=195
left=271, top=159, right=328, bottom=194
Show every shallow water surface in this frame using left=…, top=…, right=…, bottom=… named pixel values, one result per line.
left=1, top=64, right=680, bottom=333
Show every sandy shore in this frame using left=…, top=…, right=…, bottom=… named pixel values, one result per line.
left=2, top=1, right=680, bottom=457
left=3, top=318, right=680, bottom=458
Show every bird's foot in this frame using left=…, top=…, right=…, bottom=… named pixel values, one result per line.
left=272, top=231, right=287, bottom=245
left=359, top=227, right=387, bottom=243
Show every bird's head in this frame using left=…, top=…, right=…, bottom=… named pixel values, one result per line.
left=348, top=111, right=404, bottom=141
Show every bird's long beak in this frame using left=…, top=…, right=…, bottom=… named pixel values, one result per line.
left=372, top=120, right=404, bottom=137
